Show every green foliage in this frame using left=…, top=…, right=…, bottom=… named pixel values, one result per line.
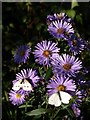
left=19, top=104, right=32, bottom=109
left=66, top=9, right=76, bottom=19
left=71, top=0, right=79, bottom=9
left=26, top=108, right=47, bottom=116
left=44, top=67, right=52, bottom=81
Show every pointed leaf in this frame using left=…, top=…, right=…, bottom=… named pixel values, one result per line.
left=19, top=104, right=32, bottom=108
left=66, top=9, right=76, bottom=19
left=76, top=14, right=83, bottom=24
left=44, top=67, right=52, bottom=80
left=71, top=0, right=79, bottom=9
left=66, top=107, right=75, bottom=117
left=26, top=108, right=47, bottom=116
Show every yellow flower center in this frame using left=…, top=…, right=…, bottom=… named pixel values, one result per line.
left=57, top=85, right=65, bottom=91
left=57, top=13, right=63, bottom=19
left=43, top=50, right=50, bottom=57
left=72, top=40, right=77, bottom=46
left=63, top=63, right=72, bottom=71
left=57, top=28, right=65, bottom=34
left=16, top=93, right=21, bottom=99
left=19, top=51, right=25, bottom=56
left=74, top=110, right=77, bottom=114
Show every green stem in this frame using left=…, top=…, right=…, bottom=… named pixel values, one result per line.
left=53, top=108, right=60, bottom=120
left=25, top=101, right=28, bottom=112
left=15, top=108, right=17, bottom=120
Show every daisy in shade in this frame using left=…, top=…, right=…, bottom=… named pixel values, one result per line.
left=71, top=103, right=81, bottom=117
left=12, top=68, right=40, bottom=92
left=54, top=12, right=72, bottom=22
left=74, top=90, right=87, bottom=109
left=33, top=40, right=60, bottom=66
left=9, top=90, right=25, bottom=106
left=47, top=75, right=76, bottom=96
left=48, top=19, right=74, bottom=40
left=47, top=15, right=56, bottom=25
left=47, top=12, right=71, bottom=25
left=14, top=45, right=31, bottom=64
left=52, top=54, right=82, bottom=77
left=68, top=34, right=85, bottom=55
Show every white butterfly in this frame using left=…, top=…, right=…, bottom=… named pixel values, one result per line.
left=48, top=91, right=72, bottom=107
left=12, top=79, right=33, bottom=91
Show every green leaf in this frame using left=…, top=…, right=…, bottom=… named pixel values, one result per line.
left=66, top=9, right=76, bottom=19
left=66, top=107, right=75, bottom=117
left=26, top=108, right=47, bottom=116
left=76, top=14, right=83, bottom=24
left=71, top=0, right=79, bottom=9
left=44, top=67, right=52, bottom=80
left=39, top=67, right=44, bottom=76
left=61, top=104, right=69, bottom=109
left=19, top=104, right=32, bottom=108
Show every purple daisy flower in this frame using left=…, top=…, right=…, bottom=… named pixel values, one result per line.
left=47, top=15, right=56, bottom=25
left=48, top=19, right=74, bottom=40
left=33, top=40, right=60, bottom=66
left=15, top=68, right=40, bottom=87
left=14, top=45, right=31, bottom=64
left=68, top=34, right=85, bottom=55
left=75, top=90, right=83, bottom=104
left=47, top=12, right=71, bottom=25
left=9, top=90, right=25, bottom=105
left=71, top=103, right=81, bottom=117
left=47, top=75, right=76, bottom=96
left=51, top=54, right=82, bottom=77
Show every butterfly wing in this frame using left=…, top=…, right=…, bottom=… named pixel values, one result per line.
left=12, top=80, right=22, bottom=91
left=22, top=79, right=33, bottom=91
left=60, top=91, right=72, bottom=104
left=48, top=93, right=61, bottom=107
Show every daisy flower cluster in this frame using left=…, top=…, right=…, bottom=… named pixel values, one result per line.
left=9, top=12, right=89, bottom=119
left=9, top=69, right=40, bottom=105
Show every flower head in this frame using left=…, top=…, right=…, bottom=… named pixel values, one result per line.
left=68, top=34, right=84, bottom=55
left=47, top=12, right=72, bottom=25
left=52, top=54, right=82, bottom=77
left=15, top=68, right=40, bottom=88
left=14, top=45, right=31, bottom=64
left=47, top=75, right=76, bottom=96
left=33, top=40, right=60, bottom=66
left=74, top=90, right=83, bottom=104
left=9, top=90, right=25, bottom=105
left=71, top=103, right=81, bottom=117
left=48, top=19, right=74, bottom=40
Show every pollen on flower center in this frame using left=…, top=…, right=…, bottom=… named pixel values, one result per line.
left=19, top=51, right=25, bottom=56
left=72, top=40, right=77, bottom=46
left=63, top=63, right=72, bottom=71
left=43, top=50, right=50, bottom=57
left=57, top=85, right=65, bottom=91
left=57, top=13, right=63, bottom=19
left=57, top=28, right=65, bottom=34
left=16, top=93, right=21, bottom=99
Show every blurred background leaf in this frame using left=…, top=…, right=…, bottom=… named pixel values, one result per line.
left=71, top=0, right=79, bottom=9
